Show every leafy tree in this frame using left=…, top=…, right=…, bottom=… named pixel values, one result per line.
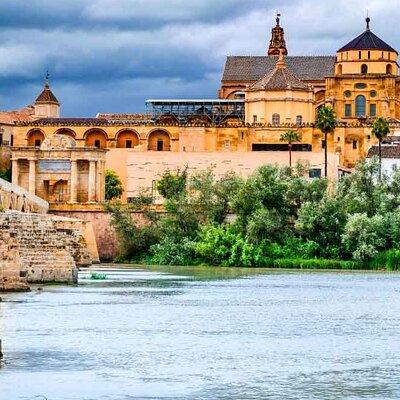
left=371, top=117, right=390, bottom=180
left=280, top=130, right=301, bottom=167
left=342, top=213, right=387, bottom=261
left=315, top=106, right=337, bottom=177
left=0, top=168, right=11, bottom=182
left=105, top=169, right=124, bottom=200
left=157, top=168, right=187, bottom=199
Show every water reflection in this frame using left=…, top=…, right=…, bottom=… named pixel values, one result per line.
left=1, top=266, right=400, bottom=399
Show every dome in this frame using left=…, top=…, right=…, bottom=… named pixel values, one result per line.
left=338, top=18, right=397, bottom=54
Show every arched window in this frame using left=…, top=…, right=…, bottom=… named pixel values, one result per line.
left=296, top=115, right=303, bottom=125
left=272, top=113, right=280, bottom=125
left=355, top=95, right=366, bottom=117
left=387, top=64, right=393, bottom=74
left=361, top=64, right=368, bottom=74
left=148, top=130, right=171, bottom=151
left=337, top=64, right=342, bottom=75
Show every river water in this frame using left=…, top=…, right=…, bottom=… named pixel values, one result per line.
left=1, top=266, right=400, bottom=400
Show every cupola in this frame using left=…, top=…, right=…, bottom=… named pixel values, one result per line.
left=34, top=73, right=60, bottom=118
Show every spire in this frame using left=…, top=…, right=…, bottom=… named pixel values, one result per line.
left=35, top=73, right=59, bottom=105
left=268, top=13, right=288, bottom=56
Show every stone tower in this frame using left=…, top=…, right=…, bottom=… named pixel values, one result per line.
left=268, top=14, right=288, bottom=56
left=34, top=74, right=60, bottom=118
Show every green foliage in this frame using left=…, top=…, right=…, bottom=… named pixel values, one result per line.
left=89, top=272, right=107, bottom=280
left=342, top=213, right=387, bottom=261
left=371, top=117, right=390, bottom=141
left=106, top=160, right=400, bottom=270
left=105, top=170, right=124, bottom=200
left=0, top=168, right=11, bottom=182
left=280, top=130, right=301, bottom=144
left=157, top=168, right=187, bottom=199
left=315, top=105, right=337, bottom=134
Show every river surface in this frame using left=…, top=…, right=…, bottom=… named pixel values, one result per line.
left=1, top=265, right=400, bottom=400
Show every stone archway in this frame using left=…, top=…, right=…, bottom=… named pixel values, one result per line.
left=116, top=130, right=140, bottom=148
left=147, top=130, right=171, bottom=151
left=27, top=129, right=45, bottom=147
left=84, top=129, right=108, bottom=148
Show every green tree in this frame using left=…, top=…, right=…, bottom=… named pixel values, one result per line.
left=315, top=106, right=337, bottom=177
left=0, top=168, right=11, bottom=182
left=105, top=170, right=124, bottom=200
left=280, top=130, right=301, bottom=167
left=371, top=116, right=390, bottom=181
left=157, top=168, right=187, bottom=199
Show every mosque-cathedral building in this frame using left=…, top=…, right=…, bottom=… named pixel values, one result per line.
left=2, top=16, right=400, bottom=205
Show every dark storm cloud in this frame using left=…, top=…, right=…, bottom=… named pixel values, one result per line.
left=0, top=0, right=399, bottom=116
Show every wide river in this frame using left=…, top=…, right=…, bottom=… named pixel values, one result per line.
left=1, top=266, right=400, bottom=400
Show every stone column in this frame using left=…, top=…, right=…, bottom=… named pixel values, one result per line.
left=101, top=161, right=106, bottom=201
left=28, top=159, right=36, bottom=195
left=88, top=160, right=96, bottom=202
left=70, top=160, right=78, bottom=203
left=11, top=159, right=19, bottom=186
left=96, top=161, right=101, bottom=202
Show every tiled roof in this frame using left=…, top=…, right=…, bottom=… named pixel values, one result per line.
left=35, top=84, right=59, bottom=104
left=0, top=107, right=35, bottom=125
left=96, top=113, right=151, bottom=121
left=222, top=56, right=336, bottom=82
left=338, top=29, right=397, bottom=53
left=250, top=60, right=309, bottom=91
left=367, top=145, right=400, bottom=158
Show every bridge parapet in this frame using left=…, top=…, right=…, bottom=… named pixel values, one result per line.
left=0, top=177, right=49, bottom=214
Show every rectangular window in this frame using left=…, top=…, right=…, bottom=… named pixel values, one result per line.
left=35, top=139, right=41, bottom=147
left=309, top=168, right=322, bottom=179
left=370, top=104, right=377, bottom=117
left=353, top=140, right=357, bottom=149
left=337, top=137, right=340, bottom=142
left=157, top=140, right=164, bottom=151
left=253, top=115, right=257, bottom=124
left=94, top=139, right=100, bottom=148
left=345, top=104, right=352, bottom=117
left=126, top=140, right=132, bottom=148
left=10, top=135, right=14, bottom=146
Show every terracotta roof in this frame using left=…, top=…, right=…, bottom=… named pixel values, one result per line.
left=96, top=113, right=151, bottom=121
left=250, top=57, right=309, bottom=91
left=367, top=145, right=400, bottom=158
left=338, top=25, right=397, bottom=53
left=0, top=107, right=35, bottom=125
left=35, top=83, right=59, bottom=104
left=222, top=56, right=335, bottom=82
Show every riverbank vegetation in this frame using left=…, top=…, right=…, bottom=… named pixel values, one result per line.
left=106, top=158, right=400, bottom=270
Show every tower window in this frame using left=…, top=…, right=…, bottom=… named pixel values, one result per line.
left=352, top=140, right=358, bottom=149
left=345, top=104, right=352, bottom=117
left=368, top=51, right=371, bottom=59
left=387, top=64, right=393, bottom=74
left=361, top=64, right=368, bottom=74
left=337, top=64, right=343, bottom=75
left=296, top=115, right=303, bottom=125
left=272, top=113, right=280, bottom=125
left=253, top=115, right=257, bottom=124
left=355, top=95, right=366, bottom=117
left=370, top=104, right=377, bottom=117
left=359, top=51, right=362, bottom=59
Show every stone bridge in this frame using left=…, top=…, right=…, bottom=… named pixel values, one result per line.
left=0, top=177, right=48, bottom=214
left=0, top=178, right=99, bottom=292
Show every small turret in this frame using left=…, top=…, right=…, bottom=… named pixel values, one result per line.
left=34, top=72, right=60, bottom=118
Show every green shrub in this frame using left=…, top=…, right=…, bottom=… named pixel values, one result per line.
left=150, top=237, right=198, bottom=266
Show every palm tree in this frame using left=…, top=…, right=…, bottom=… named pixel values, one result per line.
left=372, top=116, right=390, bottom=181
left=280, top=130, right=302, bottom=167
left=315, top=106, right=337, bottom=177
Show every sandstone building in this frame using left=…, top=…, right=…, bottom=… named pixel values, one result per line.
left=5, top=16, right=400, bottom=202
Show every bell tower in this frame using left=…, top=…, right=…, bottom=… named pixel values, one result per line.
left=268, top=13, right=288, bottom=56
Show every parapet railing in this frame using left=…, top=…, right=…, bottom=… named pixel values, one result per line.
left=0, top=178, right=49, bottom=214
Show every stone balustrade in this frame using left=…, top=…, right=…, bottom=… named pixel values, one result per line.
left=0, top=177, right=49, bottom=214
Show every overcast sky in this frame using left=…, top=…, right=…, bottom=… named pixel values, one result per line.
left=0, top=0, right=399, bottom=117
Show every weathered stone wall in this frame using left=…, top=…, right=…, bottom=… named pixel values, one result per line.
left=0, top=211, right=93, bottom=291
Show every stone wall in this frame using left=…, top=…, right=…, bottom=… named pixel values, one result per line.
left=0, top=211, right=94, bottom=291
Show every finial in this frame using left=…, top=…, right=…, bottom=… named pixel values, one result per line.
left=276, top=12, right=281, bottom=27
left=366, top=11, right=370, bottom=31
left=44, top=70, right=50, bottom=87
